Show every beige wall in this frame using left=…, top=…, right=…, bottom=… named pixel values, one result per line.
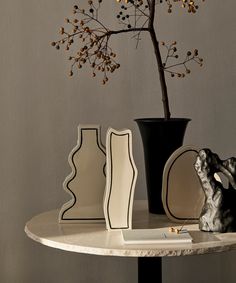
left=1, top=0, right=236, bottom=282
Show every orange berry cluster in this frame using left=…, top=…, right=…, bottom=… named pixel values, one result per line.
left=51, top=1, right=120, bottom=85
left=166, top=0, right=205, bottom=13
left=161, top=41, right=203, bottom=78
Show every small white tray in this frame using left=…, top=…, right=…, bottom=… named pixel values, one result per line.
left=122, top=228, right=192, bottom=245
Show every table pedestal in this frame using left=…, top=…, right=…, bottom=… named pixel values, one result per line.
left=138, top=257, right=162, bottom=283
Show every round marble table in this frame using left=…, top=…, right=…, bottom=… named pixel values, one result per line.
left=25, top=201, right=236, bottom=283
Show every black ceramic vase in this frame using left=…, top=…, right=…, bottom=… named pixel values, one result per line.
left=135, top=118, right=190, bottom=214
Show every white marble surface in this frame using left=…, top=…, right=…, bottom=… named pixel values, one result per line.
left=25, top=201, right=236, bottom=257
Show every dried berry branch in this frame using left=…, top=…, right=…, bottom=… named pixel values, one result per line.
left=161, top=41, right=203, bottom=78
left=52, top=0, right=205, bottom=119
left=116, top=1, right=150, bottom=48
left=51, top=1, right=150, bottom=84
left=116, top=1, right=150, bottom=29
left=165, top=0, right=205, bottom=14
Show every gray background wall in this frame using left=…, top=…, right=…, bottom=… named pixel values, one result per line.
left=0, top=0, right=236, bottom=282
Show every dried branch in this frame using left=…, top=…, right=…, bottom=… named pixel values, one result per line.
left=161, top=0, right=206, bottom=14
left=161, top=41, right=203, bottom=78
left=51, top=0, right=205, bottom=119
left=51, top=1, right=150, bottom=85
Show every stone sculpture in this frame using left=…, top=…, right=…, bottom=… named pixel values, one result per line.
left=194, top=148, right=236, bottom=232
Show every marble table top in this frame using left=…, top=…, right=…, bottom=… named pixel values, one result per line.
left=25, top=201, right=236, bottom=257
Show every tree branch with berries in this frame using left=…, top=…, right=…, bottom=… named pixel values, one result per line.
left=52, top=0, right=205, bottom=120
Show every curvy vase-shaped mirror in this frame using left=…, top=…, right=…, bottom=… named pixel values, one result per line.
left=59, top=125, right=106, bottom=223
left=103, top=128, right=138, bottom=230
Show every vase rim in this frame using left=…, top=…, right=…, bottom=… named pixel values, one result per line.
left=134, top=118, right=191, bottom=123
